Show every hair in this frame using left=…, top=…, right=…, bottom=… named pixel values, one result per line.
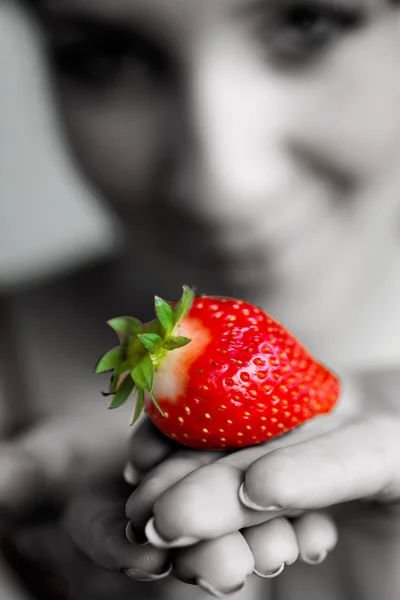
left=19, top=0, right=45, bottom=23
left=20, top=0, right=40, bottom=12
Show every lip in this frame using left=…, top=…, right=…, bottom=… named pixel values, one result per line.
left=153, top=201, right=274, bottom=284
left=152, top=198, right=321, bottom=296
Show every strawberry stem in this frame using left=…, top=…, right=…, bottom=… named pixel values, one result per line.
left=95, top=285, right=195, bottom=425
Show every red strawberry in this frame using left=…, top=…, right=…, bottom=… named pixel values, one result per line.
left=95, top=286, right=341, bottom=450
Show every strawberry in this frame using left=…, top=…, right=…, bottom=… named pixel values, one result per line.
left=95, top=286, right=341, bottom=450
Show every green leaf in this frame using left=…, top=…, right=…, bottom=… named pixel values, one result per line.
left=163, top=336, right=191, bottom=351
left=130, top=387, right=145, bottom=425
left=150, top=391, right=165, bottom=417
left=154, top=296, right=175, bottom=335
left=138, top=333, right=163, bottom=354
left=174, top=285, right=195, bottom=325
left=131, top=354, right=154, bottom=392
left=143, top=319, right=161, bottom=335
left=108, top=375, right=135, bottom=409
left=94, top=347, right=121, bottom=374
left=108, top=317, right=143, bottom=337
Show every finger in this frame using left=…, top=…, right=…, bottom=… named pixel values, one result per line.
left=64, top=477, right=171, bottom=581
left=125, top=418, right=180, bottom=485
left=293, top=511, right=338, bottom=565
left=142, top=380, right=360, bottom=548
left=129, top=368, right=360, bottom=483
left=219, top=372, right=362, bottom=472
left=143, top=417, right=341, bottom=548
left=145, top=463, right=280, bottom=548
left=126, top=449, right=224, bottom=538
left=241, top=517, right=298, bottom=579
left=173, top=532, right=254, bottom=598
left=240, top=416, right=399, bottom=512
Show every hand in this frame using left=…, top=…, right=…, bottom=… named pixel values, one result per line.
left=64, top=418, right=338, bottom=598
left=7, top=485, right=171, bottom=600
left=0, top=408, right=130, bottom=521
left=127, top=372, right=400, bottom=555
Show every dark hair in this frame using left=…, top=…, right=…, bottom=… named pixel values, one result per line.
left=19, top=0, right=43, bottom=21
left=20, top=0, right=40, bottom=11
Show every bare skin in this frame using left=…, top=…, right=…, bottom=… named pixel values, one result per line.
left=3, top=0, right=400, bottom=597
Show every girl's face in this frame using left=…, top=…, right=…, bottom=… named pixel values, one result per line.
left=38, top=0, right=400, bottom=351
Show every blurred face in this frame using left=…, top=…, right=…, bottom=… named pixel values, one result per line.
left=37, top=0, right=400, bottom=352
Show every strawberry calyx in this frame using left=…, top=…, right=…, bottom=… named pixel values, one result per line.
left=94, top=285, right=195, bottom=425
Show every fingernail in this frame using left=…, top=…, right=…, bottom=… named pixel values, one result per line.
left=124, top=563, right=172, bottom=582
left=197, top=578, right=246, bottom=598
left=145, top=517, right=199, bottom=549
left=123, top=463, right=142, bottom=486
left=126, top=522, right=149, bottom=546
left=303, top=551, right=328, bottom=565
left=238, top=483, right=282, bottom=513
left=253, top=563, right=285, bottom=579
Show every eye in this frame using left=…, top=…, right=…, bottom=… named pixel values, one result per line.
left=48, top=27, right=170, bottom=91
left=283, top=5, right=357, bottom=45
left=260, top=2, right=364, bottom=65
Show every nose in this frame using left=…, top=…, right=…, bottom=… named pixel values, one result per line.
left=166, top=34, right=294, bottom=228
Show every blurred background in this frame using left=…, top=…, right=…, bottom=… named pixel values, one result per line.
left=0, top=1, right=119, bottom=289
left=1, top=0, right=400, bottom=598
